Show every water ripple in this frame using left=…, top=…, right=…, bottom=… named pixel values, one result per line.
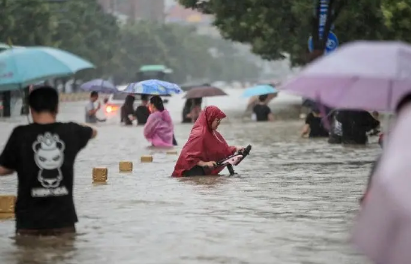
left=0, top=100, right=376, bottom=264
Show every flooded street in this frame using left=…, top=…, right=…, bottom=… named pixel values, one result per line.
left=0, top=90, right=378, bottom=264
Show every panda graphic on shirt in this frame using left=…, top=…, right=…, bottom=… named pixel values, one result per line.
left=31, top=132, right=69, bottom=197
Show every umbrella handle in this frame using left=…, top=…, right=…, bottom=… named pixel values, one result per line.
left=315, top=92, right=331, bottom=131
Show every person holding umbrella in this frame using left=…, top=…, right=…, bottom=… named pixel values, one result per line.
left=119, top=79, right=182, bottom=144
left=252, top=94, right=275, bottom=121
left=242, top=84, right=277, bottom=120
left=144, top=96, right=175, bottom=147
left=182, top=99, right=193, bottom=123
left=85, top=91, right=106, bottom=123
left=186, top=98, right=203, bottom=123
left=120, top=95, right=136, bottom=126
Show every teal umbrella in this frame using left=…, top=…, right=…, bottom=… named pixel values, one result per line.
left=241, top=84, right=278, bottom=98
left=0, top=46, right=95, bottom=91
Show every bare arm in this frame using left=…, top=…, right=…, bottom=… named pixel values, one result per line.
left=301, top=124, right=310, bottom=137
left=87, top=102, right=101, bottom=116
left=88, top=109, right=98, bottom=116
left=197, top=160, right=206, bottom=166
left=197, top=160, right=216, bottom=167
left=0, top=166, right=14, bottom=176
left=268, top=113, right=275, bottom=121
left=301, top=114, right=312, bottom=137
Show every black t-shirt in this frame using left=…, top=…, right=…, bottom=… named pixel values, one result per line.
left=0, top=122, right=93, bottom=230
left=305, top=113, right=329, bottom=138
left=135, top=105, right=150, bottom=125
left=253, top=104, right=271, bottom=121
left=336, top=110, right=380, bottom=144
left=182, top=106, right=191, bottom=123
left=121, top=105, right=134, bottom=125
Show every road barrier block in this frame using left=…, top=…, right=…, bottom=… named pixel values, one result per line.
left=140, top=155, right=153, bottom=163
left=0, top=195, right=16, bottom=219
left=119, top=161, right=133, bottom=172
left=93, top=167, right=108, bottom=183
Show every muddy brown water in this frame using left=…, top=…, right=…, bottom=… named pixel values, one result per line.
left=0, top=99, right=379, bottom=264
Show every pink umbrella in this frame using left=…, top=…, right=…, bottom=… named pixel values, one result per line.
left=280, top=41, right=411, bottom=111
left=352, top=104, right=411, bottom=264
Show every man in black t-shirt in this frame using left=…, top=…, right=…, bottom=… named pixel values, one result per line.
left=301, top=108, right=329, bottom=138
left=0, top=86, right=97, bottom=236
left=252, top=94, right=274, bottom=121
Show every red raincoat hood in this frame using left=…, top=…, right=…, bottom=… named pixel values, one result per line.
left=172, top=106, right=236, bottom=177
left=193, top=105, right=225, bottom=131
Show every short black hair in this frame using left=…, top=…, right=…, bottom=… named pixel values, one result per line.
left=90, top=91, right=98, bottom=97
left=396, top=93, right=411, bottom=113
left=141, top=94, right=148, bottom=101
left=311, top=106, right=320, bottom=114
left=28, top=86, right=59, bottom=114
left=259, top=94, right=268, bottom=102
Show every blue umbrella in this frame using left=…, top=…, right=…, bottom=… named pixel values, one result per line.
left=242, top=84, right=278, bottom=98
left=120, top=79, right=182, bottom=95
left=80, top=79, right=118, bottom=94
left=0, top=46, right=94, bottom=92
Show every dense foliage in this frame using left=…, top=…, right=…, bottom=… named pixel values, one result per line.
left=0, top=0, right=260, bottom=85
left=179, top=0, right=406, bottom=65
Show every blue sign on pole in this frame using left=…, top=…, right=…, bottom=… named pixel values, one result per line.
left=318, top=0, right=328, bottom=39
left=308, top=0, right=338, bottom=54
left=308, top=31, right=339, bottom=54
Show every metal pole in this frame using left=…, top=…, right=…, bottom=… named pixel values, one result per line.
left=20, top=87, right=29, bottom=116
left=2, top=91, right=11, bottom=117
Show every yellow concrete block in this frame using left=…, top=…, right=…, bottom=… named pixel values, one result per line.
left=0, top=195, right=16, bottom=214
left=119, top=161, right=133, bottom=172
left=166, top=151, right=178, bottom=155
left=92, top=167, right=108, bottom=183
left=141, top=155, right=153, bottom=163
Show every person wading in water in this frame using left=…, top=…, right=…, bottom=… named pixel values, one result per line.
left=0, top=86, right=97, bottom=236
left=135, top=94, right=150, bottom=125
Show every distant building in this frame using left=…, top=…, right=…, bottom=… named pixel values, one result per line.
left=165, top=3, right=219, bottom=37
left=165, top=4, right=211, bottom=25
left=97, top=0, right=165, bottom=23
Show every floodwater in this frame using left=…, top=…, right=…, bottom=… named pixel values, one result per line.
left=0, top=89, right=379, bottom=264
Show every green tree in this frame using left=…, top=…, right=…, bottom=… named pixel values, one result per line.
left=0, top=0, right=56, bottom=46
left=109, top=21, right=179, bottom=84
left=0, top=0, right=261, bottom=87
left=381, top=0, right=411, bottom=41
left=51, top=0, right=121, bottom=78
left=114, top=21, right=260, bottom=83
left=179, top=0, right=386, bottom=65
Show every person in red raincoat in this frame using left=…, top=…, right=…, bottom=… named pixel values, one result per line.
left=172, top=106, right=243, bottom=177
